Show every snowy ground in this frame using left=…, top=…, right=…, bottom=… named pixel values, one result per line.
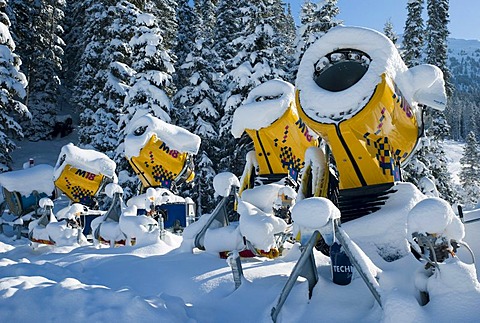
left=1, top=138, right=479, bottom=322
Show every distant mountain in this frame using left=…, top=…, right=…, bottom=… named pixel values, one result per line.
left=448, top=38, right=480, bottom=94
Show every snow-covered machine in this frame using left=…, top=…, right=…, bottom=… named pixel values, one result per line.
left=0, top=164, right=55, bottom=238
left=124, top=114, right=200, bottom=231
left=231, top=79, right=319, bottom=194
left=124, top=114, right=200, bottom=191
left=295, top=26, right=447, bottom=221
left=54, top=143, right=117, bottom=208
left=52, top=143, right=117, bottom=237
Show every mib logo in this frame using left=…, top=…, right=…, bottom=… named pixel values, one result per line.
left=75, top=169, right=97, bottom=181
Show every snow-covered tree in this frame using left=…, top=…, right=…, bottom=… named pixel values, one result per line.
left=9, top=0, right=65, bottom=141
left=383, top=18, right=398, bottom=44
left=405, top=0, right=456, bottom=202
left=402, top=0, right=424, bottom=67
left=74, top=1, right=138, bottom=157
left=120, top=12, right=175, bottom=129
left=459, top=131, right=480, bottom=209
left=292, top=0, right=341, bottom=81
left=173, top=0, right=195, bottom=90
left=423, top=113, right=457, bottom=202
left=0, top=0, right=29, bottom=171
left=150, top=0, right=178, bottom=49
left=218, top=0, right=292, bottom=175
left=425, top=0, right=453, bottom=97
left=116, top=5, right=177, bottom=198
left=174, top=0, right=221, bottom=214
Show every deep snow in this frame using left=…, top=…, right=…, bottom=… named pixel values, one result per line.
left=1, top=136, right=479, bottom=322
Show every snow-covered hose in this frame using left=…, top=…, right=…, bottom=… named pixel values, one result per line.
left=457, top=240, right=476, bottom=265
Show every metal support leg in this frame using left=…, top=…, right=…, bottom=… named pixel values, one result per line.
left=271, top=231, right=321, bottom=322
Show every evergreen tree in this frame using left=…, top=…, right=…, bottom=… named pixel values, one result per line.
left=0, top=0, right=29, bottom=171
left=174, top=0, right=221, bottom=214
left=174, top=0, right=196, bottom=90
left=120, top=10, right=175, bottom=128
left=151, top=0, right=178, bottom=48
left=116, top=2, right=177, bottom=198
left=292, top=0, right=341, bottom=81
left=218, top=0, right=292, bottom=175
left=459, top=131, right=480, bottom=209
left=383, top=18, right=398, bottom=44
left=402, top=0, right=424, bottom=67
left=9, top=0, right=65, bottom=141
left=425, top=0, right=453, bottom=97
left=74, top=1, right=136, bottom=156
left=406, top=0, right=456, bottom=202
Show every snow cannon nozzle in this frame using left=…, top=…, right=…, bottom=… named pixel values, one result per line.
left=313, top=49, right=371, bottom=92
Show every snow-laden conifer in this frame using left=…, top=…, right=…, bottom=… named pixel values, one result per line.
left=0, top=0, right=29, bottom=171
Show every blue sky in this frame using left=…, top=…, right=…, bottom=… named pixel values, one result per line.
left=288, top=0, right=479, bottom=41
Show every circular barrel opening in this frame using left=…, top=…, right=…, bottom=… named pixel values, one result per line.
left=313, top=49, right=371, bottom=92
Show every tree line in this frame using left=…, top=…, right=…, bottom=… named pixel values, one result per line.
left=0, top=0, right=478, bottom=212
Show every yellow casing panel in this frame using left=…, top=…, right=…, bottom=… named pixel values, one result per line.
left=54, top=165, right=105, bottom=205
left=128, top=133, right=194, bottom=189
left=245, top=103, right=319, bottom=180
left=296, top=74, right=419, bottom=190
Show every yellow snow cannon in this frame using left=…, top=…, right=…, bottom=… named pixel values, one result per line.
left=231, top=79, right=319, bottom=194
left=295, top=26, right=447, bottom=220
left=124, top=114, right=201, bottom=190
left=53, top=144, right=117, bottom=207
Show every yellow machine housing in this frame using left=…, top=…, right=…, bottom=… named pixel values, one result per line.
left=296, top=74, right=421, bottom=189
left=245, top=102, right=319, bottom=182
left=296, top=74, right=420, bottom=190
left=54, top=165, right=109, bottom=206
left=128, top=133, right=195, bottom=190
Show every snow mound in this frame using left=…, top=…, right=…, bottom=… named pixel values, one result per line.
left=292, top=197, right=340, bottom=229
left=238, top=200, right=287, bottom=251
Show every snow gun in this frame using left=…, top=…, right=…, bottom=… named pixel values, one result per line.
left=295, top=26, right=447, bottom=221
left=231, top=79, right=320, bottom=195
left=53, top=143, right=117, bottom=208
left=0, top=164, right=55, bottom=238
left=124, top=114, right=201, bottom=191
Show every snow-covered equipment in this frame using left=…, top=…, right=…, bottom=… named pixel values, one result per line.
left=0, top=164, right=55, bottom=238
left=189, top=173, right=240, bottom=251
left=53, top=143, right=117, bottom=207
left=127, top=187, right=195, bottom=233
left=0, top=164, right=54, bottom=217
left=273, top=197, right=385, bottom=321
left=28, top=198, right=85, bottom=248
left=295, top=26, right=447, bottom=221
left=232, top=79, right=319, bottom=194
left=92, top=183, right=161, bottom=247
left=91, top=183, right=127, bottom=247
left=407, top=197, right=470, bottom=268
left=407, top=197, right=477, bottom=305
left=124, top=114, right=200, bottom=191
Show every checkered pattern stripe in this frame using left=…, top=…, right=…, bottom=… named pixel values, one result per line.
left=71, top=185, right=95, bottom=204
left=151, top=164, right=175, bottom=188
left=279, top=146, right=304, bottom=174
left=364, top=133, right=395, bottom=175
